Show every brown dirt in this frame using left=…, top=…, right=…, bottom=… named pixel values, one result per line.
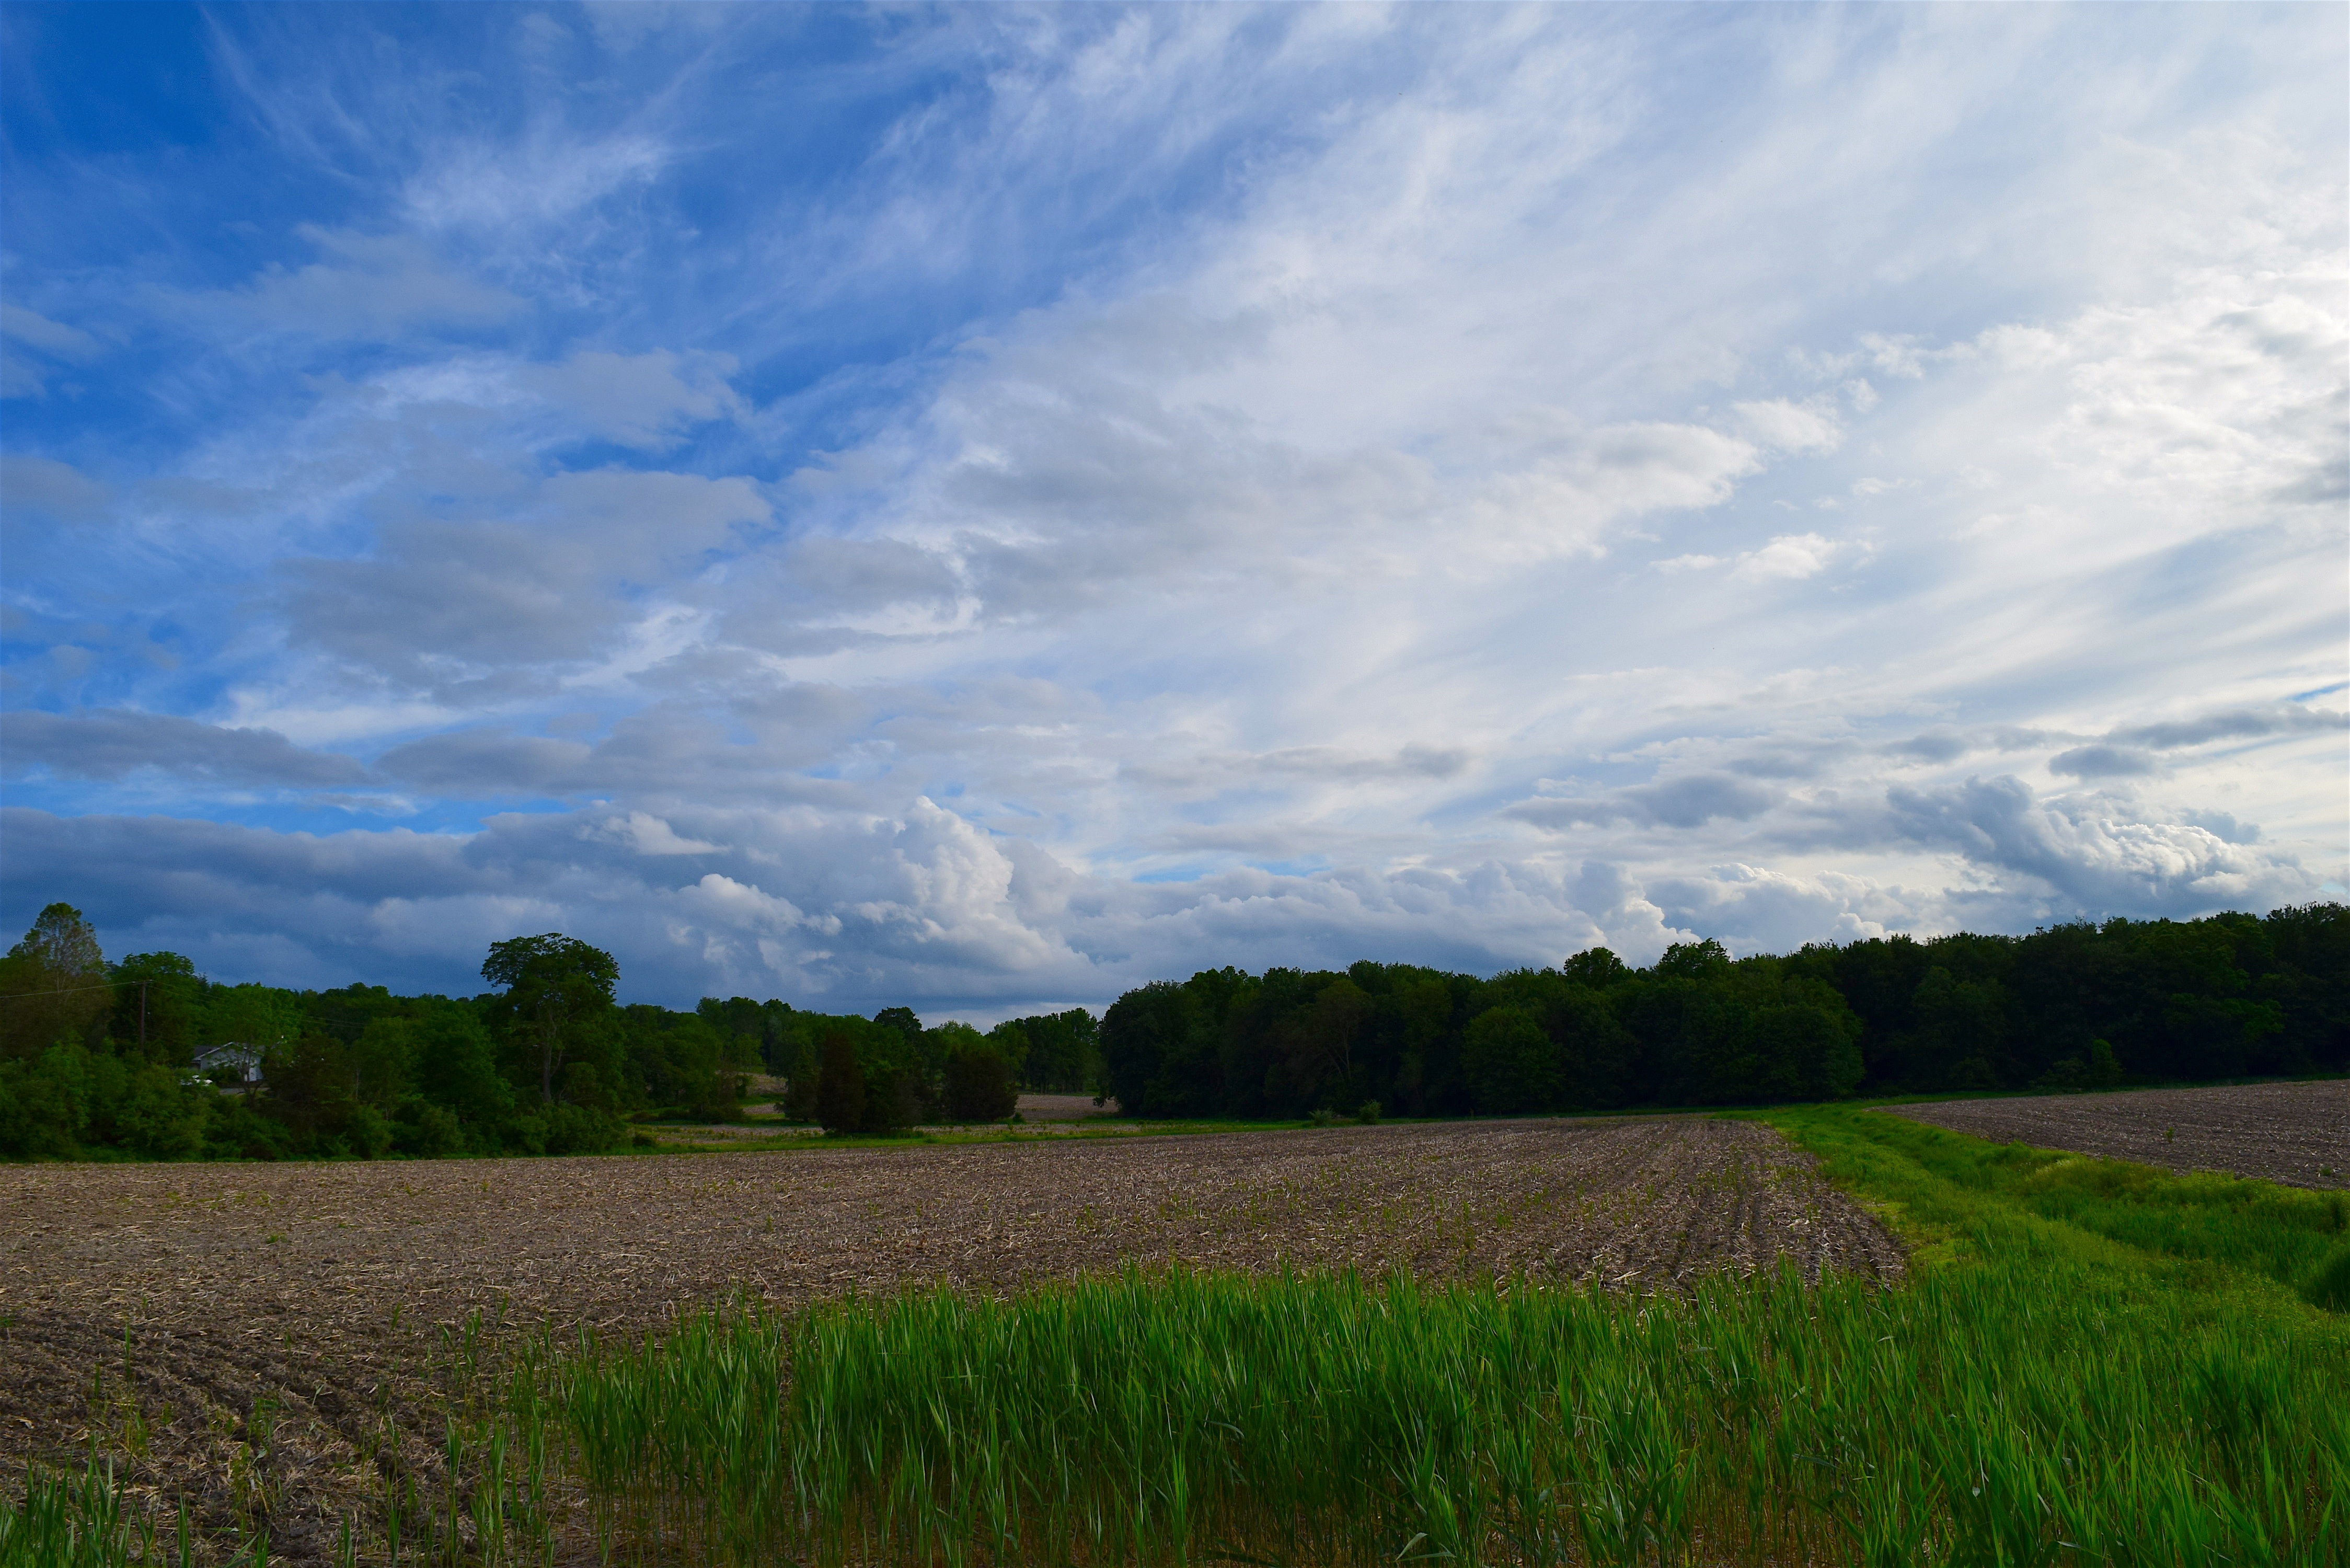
left=1, top=1116, right=1900, bottom=1561
left=1884, top=1079, right=2350, bottom=1189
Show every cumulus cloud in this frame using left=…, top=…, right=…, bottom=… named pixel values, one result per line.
left=1884, top=776, right=2300, bottom=916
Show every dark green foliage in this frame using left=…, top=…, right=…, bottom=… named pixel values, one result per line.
left=815, top=1032, right=867, bottom=1134
left=481, top=933, right=620, bottom=1105
left=0, top=902, right=111, bottom=1058
left=619, top=1007, right=748, bottom=1120
left=989, top=1007, right=1099, bottom=1091
left=1098, top=905, right=2348, bottom=1120
left=1099, top=977, right=1226, bottom=1116
left=0, top=924, right=800, bottom=1161
left=2307, top=1241, right=2350, bottom=1313
left=943, top=1038, right=1018, bottom=1121
left=1461, top=1005, right=1554, bottom=1113
left=781, top=1035, right=821, bottom=1122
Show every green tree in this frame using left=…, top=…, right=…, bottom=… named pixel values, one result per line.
left=1462, top=1005, right=1558, bottom=1114
left=482, top=935, right=620, bottom=1104
left=1913, top=967, right=2009, bottom=1088
left=815, top=1031, right=867, bottom=1134
left=259, top=1032, right=390, bottom=1156
left=109, top=951, right=204, bottom=1063
left=1, top=902, right=112, bottom=1058
left=944, top=1037, right=1018, bottom=1122
left=1561, top=946, right=1631, bottom=989
left=1100, top=979, right=1216, bottom=1117
left=998, top=1009, right=1099, bottom=1092
left=782, top=1035, right=822, bottom=1121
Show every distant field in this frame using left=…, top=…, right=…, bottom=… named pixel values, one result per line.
left=1885, top=1079, right=2349, bottom=1189
left=0, top=1117, right=1894, bottom=1565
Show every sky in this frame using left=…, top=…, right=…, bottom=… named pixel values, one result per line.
left=2, top=3, right=2344, bottom=1019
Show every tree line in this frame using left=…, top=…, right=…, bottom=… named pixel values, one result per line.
left=6, top=900, right=2340, bottom=1160
left=1099, top=905, right=2350, bottom=1119
left=0, top=904, right=1099, bottom=1161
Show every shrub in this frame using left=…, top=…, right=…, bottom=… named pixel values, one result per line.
left=538, top=1102, right=622, bottom=1156
left=395, top=1100, right=467, bottom=1159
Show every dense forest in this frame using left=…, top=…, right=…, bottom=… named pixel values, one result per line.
left=4, top=900, right=2342, bottom=1161
left=0, top=904, right=1096, bottom=1161
left=1098, top=904, right=2350, bottom=1119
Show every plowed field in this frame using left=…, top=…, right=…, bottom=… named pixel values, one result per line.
left=2, top=1116, right=1900, bottom=1563
left=1885, top=1080, right=2349, bottom=1190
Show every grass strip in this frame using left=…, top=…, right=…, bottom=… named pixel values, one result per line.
left=1756, top=1103, right=2350, bottom=1313
left=515, top=1260, right=2344, bottom=1563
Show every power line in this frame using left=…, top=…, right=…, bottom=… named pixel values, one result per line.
left=0, top=980, right=120, bottom=1000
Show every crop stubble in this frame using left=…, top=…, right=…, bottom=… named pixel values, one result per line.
left=1885, top=1079, right=2348, bottom=1189
left=2, top=1116, right=1899, bottom=1562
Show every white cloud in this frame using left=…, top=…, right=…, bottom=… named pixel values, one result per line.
left=1731, top=532, right=1847, bottom=582
left=5, top=5, right=2344, bottom=1003
left=1733, top=399, right=1843, bottom=455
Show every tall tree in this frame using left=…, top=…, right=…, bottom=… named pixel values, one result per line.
left=481, top=935, right=619, bottom=1104
left=110, top=951, right=203, bottom=1062
left=1, top=902, right=112, bottom=1058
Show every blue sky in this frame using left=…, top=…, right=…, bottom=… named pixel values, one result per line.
left=3, top=4, right=2344, bottom=1017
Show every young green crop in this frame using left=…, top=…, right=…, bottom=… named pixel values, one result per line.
left=516, top=1243, right=2343, bottom=1567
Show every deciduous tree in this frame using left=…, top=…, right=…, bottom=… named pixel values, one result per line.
left=482, top=934, right=620, bottom=1104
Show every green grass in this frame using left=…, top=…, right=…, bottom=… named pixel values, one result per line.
left=519, top=1255, right=2344, bottom=1566
left=0, top=1463, right=212, bottom=1568
left=1754, top=1103, right=2350, bottom=1313
left=13, top=1108, right=2350, bottom=1566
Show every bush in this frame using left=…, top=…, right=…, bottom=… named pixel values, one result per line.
left=536, top=1102, right=623, bottom=1156
left=395, top=1100, right=467, bottom=1158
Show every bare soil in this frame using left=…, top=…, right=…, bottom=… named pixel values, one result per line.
left=2, top=1116, right=1899, bottom=1561
left=1884, top=1079, right=2349, bottom=1189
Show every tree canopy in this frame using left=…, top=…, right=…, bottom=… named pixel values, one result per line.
left=1099, top=905, right=2348, bottom=1120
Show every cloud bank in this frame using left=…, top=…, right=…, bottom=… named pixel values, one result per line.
left=2, top=5, right=2343, bottom=1012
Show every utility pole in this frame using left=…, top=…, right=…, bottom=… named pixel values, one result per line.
left=139, top=979, right=148, bottom=1051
